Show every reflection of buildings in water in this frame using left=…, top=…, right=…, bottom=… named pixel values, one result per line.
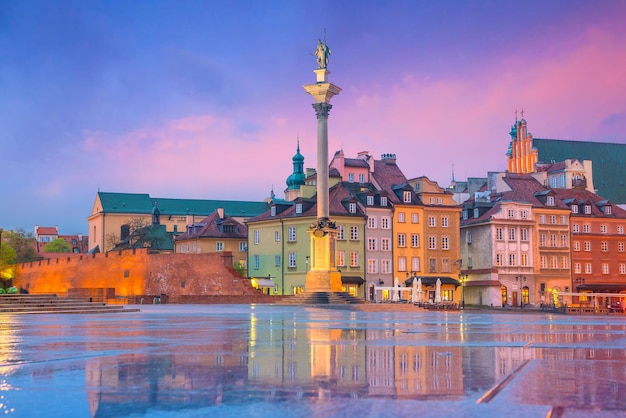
left=85, top=328, right=249, bottom=418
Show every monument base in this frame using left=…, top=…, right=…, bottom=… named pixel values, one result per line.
left=305, top=270, right=342, bottom=293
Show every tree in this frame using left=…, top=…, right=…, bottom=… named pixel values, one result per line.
left=0, top=241, right=17, bottom=285
left=43, top=238, right=71, bottom=253
left=3, top=228, right=39, bottom=263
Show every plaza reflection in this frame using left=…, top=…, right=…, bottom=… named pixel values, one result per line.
left=79, top=311, right=626, bottom=417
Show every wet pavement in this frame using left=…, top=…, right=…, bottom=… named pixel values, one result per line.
left=1, top=304, right=626, bottom=417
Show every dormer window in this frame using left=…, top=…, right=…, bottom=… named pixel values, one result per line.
left=547, top=196, right=555, bottom=206
left=366, top=196, right=374, bottom=206
left=403, top=191, right=412, bottom=203
left=463, top=210, right=468, bottom=220
left=380, top=197, right=387, bottom=206
left=473, top=208, right=479, bottom=218
left=605, top=205, right=612, bottom=215
left=295, top=204, right=302, bottom=214
left=349, top=203, right=357, bottom=213
left=571, top=205, right=578, bottom=214
left=585, top=205, right=592, bottom=214
left=270, top=206, right=276, bottom=216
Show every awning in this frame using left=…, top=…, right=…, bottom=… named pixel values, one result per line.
left=252, top=278, right=276, bottom=288
left=403, top=276, right=461, bottom=287
left=342, top=276, right=365, bottom=285
left=465, top=280, right=503, bottom=287
left=578, top=284, right=626, bottom=292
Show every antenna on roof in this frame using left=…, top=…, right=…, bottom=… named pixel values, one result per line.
left=451, top=161, right=455, bottom=182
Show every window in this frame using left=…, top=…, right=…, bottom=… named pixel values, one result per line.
left=367, top=259, right=378, bottom=274
left=349, top=202, right=357, bottom=213
left=288, top=252, right=297, bottom=268
left=367, top=216, right=377, bottom=229
left=398, top=212, right=406, bottom=223
left=216, top=242, right=224, bottom=251
left=561, top=256, right=569, bottom=269
left=428, top=236, right=437, bottom=250
left=520, top=210, right=528, bottom=219
left=508, top=228, right=516, bottom=241
left=442, top=258, right=450, bottom=273
left=583, top=224, right=590, bottom=233
left=600, top=225, right=607, bottom=234
left=411, top=213, right=419, bottom=223
left=573, top=241, right=580, bottom=251
left=441, top=236, right=449, bottom=250
left=441, top=216, right=449, bottom=227
left=539, top=215, right=546, bottom=224
left=466, top=231, right=472, bottom=244
left=496, top=228, right=504, bottom=240
left=509, top=254, right=516, bottom=266
left=239, top=242, right=247, bottom=252
left=428, top=258, right=437, bottom=273
left=254, top=230, right=260, bottom=245
left=275, top=231, right=280, bottom=242
left=602, top=263, right=609, bottom=274
left=549, top=215, right=557, bottom=225
left=337, top=225, right=345, bottom=240
left=473, top=208, right=479, bottom=218
left=348, top=173, right=354, bottom=183
left=253, top=255, right=260, bottom=270
left=605, top=205, right=612, bottom=215
left=618, top=226, right=624, bottom=235
left=295, top=204, right=302, bottom=214
left=547, top=196, right=555, bottom=206
left=397, top=233, right=406, bottom=247
left=560, top=215, right=567, bottom=225
left=508, top=209, right=515, bottom=218
left=428, top=216, right=436, bottom=227
left=601, top=241, right=608, bottom=252
left=367, top=195, right=374, bottom=206
left=620, top=264, right=626, bottom=275
left=437, top=197, right=442, bottom=205
left=368, top=238, right=377, bottom=251
left=381, top=238, right=391, bottom=251
left=561, top=234, right=568, bottom=247
left=550, top=234, right=557, bottom=247
left=359, top=173, right=365, bottom=183
left=560, top=174, right=566, bottom=187
left=520, top=228, right=528, bottom=241
left=540, top=256, right=548, bottom=269
left=496, top=253, right=503, bottom=266
left=571, top=205, right=578, bottom=214
left=463, top=210, right=468, bottom=220
left=398, top=256, right=407, bottom=271
left=271, top=206, right=276, bottom=216
left=381, top=259, right=391, bottom=274
left=619, top=242, right=625, bottom=252
left=584, top=241, right=591, bottom=251
left=275, top=256, right=281, bottom=267
left=411, top=234, right=420, bottom=248
left=551, top=177, right=558, bottom=188
left=550, top=256, right=558, bottom=269
left=585, top=205, right=592, bottom=214
left=288, top=227, right=296, bottom=242
left=350, top=226, right=359, bottom=240
left=411, top=257, right=421, bottom=272
left=585, top=263, right=592, bottom=274
left=380, top=196, right=388, bottom=206
left=572, top=224, right=580, bottom=233
left=574, top=263, right=581, bottom=274
left=337, top=251, right=345, bottom=267
left=381, top=217, right=391, bottom=229
left=400, top=191, right=411, bottom=203
left=521, top=253, right=528, bottom=266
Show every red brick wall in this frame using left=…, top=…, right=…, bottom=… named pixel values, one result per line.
left=16, top=248, right=262, bottom=298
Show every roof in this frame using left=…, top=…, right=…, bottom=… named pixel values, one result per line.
left=97, top=192, right=268, bottom=218
left=371, top=158, right=408, bottom=204
left=173, top=211, right=247, bottom=241
left=533, top=138, right=626, bottom=204
left=35, top=226, right=58, bottom=236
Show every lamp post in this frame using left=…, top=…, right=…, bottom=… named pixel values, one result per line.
left=516, top=276, right=527, bottom=308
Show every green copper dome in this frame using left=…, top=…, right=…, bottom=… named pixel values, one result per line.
left=286, top=141, right=305, bottom=190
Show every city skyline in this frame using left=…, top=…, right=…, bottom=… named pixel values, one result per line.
left=1, top=0, right=625, bottom=234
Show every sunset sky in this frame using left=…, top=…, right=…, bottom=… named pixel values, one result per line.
left=1, top=0, right=625, bottom=234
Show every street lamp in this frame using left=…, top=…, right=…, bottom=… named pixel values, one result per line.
left=458, top=273, right=468, bottom=309
left=516, top=276, right=527, bottom=308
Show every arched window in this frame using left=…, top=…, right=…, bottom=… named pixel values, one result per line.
left=501, top=286, right=508, bottom=307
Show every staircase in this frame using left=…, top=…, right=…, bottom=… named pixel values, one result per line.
left=278, top=292, right=365, bottom=305
left=0, top=294, right=140, bottom=314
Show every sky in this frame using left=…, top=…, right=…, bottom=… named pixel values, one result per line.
left=1, top=0, right=625, bottom=235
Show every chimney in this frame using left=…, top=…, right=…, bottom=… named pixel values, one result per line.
left=217, top=208, right=225, bottom=219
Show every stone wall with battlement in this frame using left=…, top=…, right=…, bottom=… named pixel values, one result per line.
left=16, top=248, right=262, bottom=299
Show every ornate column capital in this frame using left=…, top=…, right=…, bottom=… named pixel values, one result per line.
left=312, top=102, right=332, bottom=119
